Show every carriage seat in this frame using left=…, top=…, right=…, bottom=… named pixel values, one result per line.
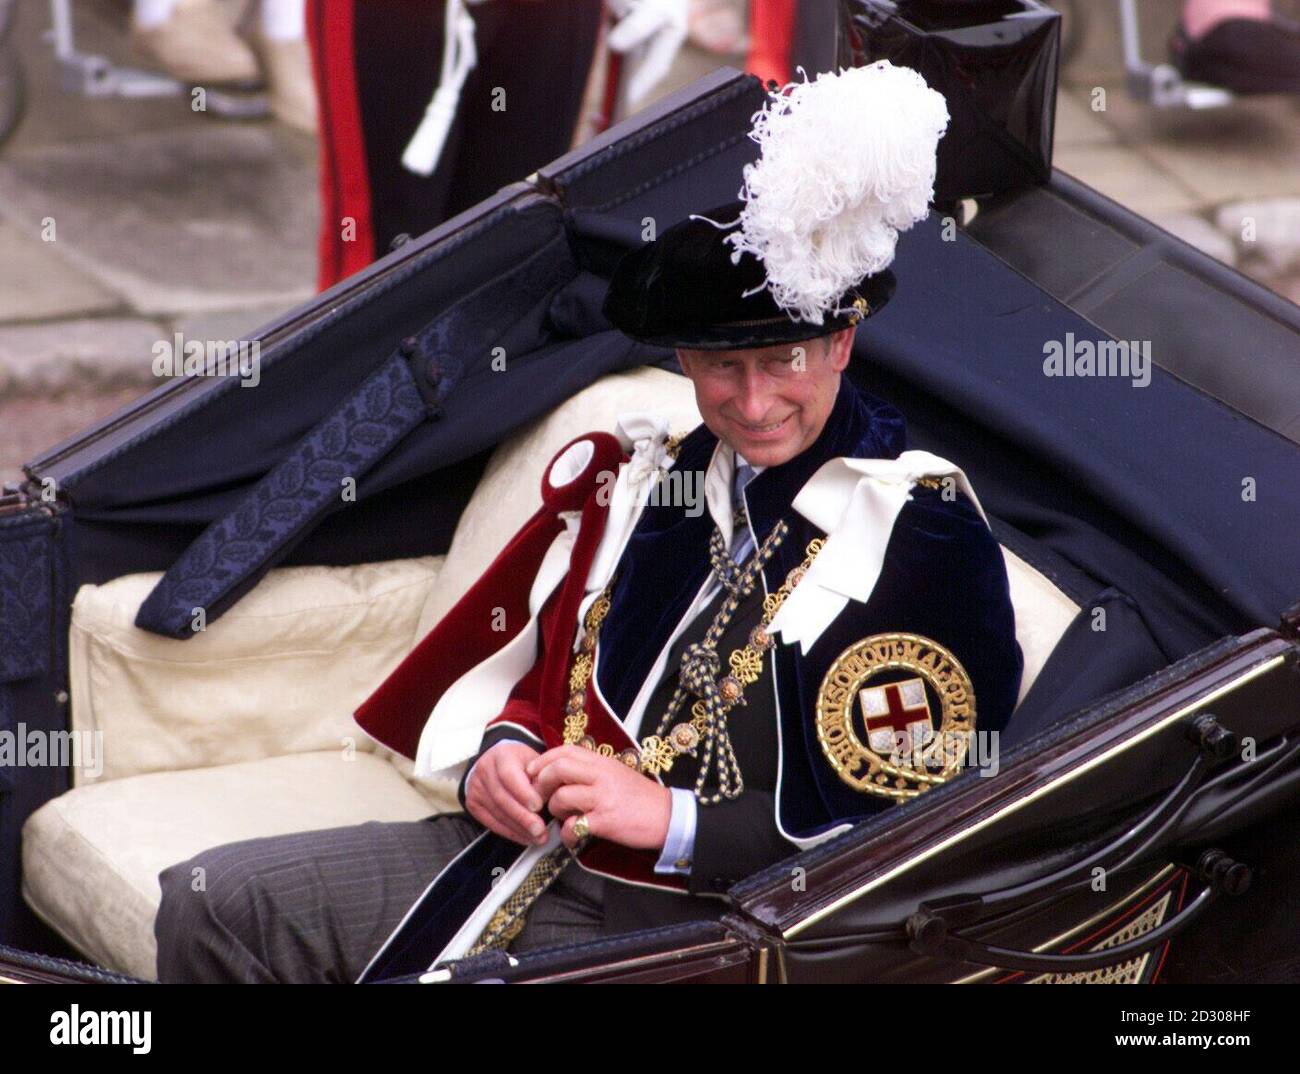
left=21, top=366, right=1080, bottom=981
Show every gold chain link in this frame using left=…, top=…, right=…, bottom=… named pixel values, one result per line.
left=564, top=536, right=825, bottom=777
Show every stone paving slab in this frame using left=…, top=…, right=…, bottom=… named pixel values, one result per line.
left=1052, top=143, right=1200, bottom=217
left=0, top=316, right=166, bottom=396
left=0, top=219, right=123, bottom=322
left=0, top=386, right=150, bottom=491
left=0, top=124, right=317, bottom=316
left=1087, top=90, right=1300, bottom=205
left=172, top=303, right=302, bottom=348
left=1054, top=87, right=1118, bottom=148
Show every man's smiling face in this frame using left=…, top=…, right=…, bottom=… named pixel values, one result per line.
left=676, top=327, right=854, bottom=468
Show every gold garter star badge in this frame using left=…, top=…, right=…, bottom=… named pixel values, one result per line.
left=815, top=632, right=976, bottom=801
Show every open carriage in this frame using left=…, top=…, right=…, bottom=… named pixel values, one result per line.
left=3, top=6, right=1300, bottom=985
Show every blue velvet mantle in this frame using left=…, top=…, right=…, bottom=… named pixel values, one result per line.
left=594, top=377, right=1024, bottom=841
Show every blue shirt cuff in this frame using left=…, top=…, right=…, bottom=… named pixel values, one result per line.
left=654, top=788, right=698, bottom=875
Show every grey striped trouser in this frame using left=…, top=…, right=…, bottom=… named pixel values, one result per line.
left=153, top=813, right=605, bottom=983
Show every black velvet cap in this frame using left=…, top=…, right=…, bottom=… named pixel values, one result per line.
left=602, top=200, right=896, bottom=351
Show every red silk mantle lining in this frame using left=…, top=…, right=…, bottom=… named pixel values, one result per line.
left=353, top=432, right=623, bottom=760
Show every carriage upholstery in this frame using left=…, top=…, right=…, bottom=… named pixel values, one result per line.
left=20, top=367, right=1080, bottom=981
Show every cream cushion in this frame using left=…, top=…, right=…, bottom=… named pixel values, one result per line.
left=69, top=556, right=446, bottom=785
left=1001, top=548, right=1080, bottom=704
left=21, top=751, right=440, bottom=982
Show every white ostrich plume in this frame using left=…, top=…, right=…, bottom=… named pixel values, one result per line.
left=726, top=61, right=951, bottom=325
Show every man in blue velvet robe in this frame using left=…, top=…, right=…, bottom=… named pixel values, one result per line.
left=354, top=211, right=1024, bottom=977
left=154, top=62, right=1022, bottom=983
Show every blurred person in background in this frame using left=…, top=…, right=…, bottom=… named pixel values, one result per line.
left=306, top=1, right=841, bottom=292
left=1170, top=0, right=1300, bottom=92
left=307, top=0, right=605, bottom=291
left=130, top=0, right=317, bottom=130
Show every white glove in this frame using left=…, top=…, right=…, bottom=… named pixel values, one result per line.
left=606, top=0, right=689, bottom=108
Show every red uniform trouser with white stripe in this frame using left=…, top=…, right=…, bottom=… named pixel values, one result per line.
left=307, top=0, right=603, bottom=291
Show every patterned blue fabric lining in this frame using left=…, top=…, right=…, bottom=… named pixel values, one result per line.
left=0, top=519, right=52, bottom=681
left=133, top=233, right=577, bottom=640
left=135, top=354, right=433, bottom=639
